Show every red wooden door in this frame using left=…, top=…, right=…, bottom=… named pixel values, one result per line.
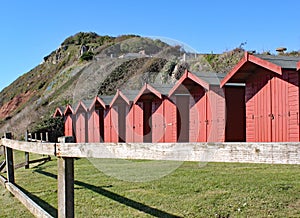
left=246, top=73, right=272, bottom=142
left=104, top=108, right=111, bottom=142
left=206, top=93, right=213, bottom=142
left=76, top=112, right=86, bottom=143
left=64, top=114, right=73, bottom=136
left=287, top=71, right=300, bottom=141
left=89, top=109, right=102, bottom=143
left=111, top=106, right=119, bottom=143
left=126, top=105, right=134, bottom=142
left=198, top=94, right=207, bottom=142
left=88, top=111, right=94, bottom=143
left=152, top=99, right=164, bottom=142
left=190, top=90, right=206, bottom=142
left=164, top=98, right=177, bottom=142
left=206, top=87, right=225, bottom=142
left=270, top=72, right=300, bottom=142
left=271, top=74, right=290, bottom=142
left=256, top=73, right=271, bottom=142
left=134, top=102, right=143, bottom=142
left=189, top=95, right=198, bottom=142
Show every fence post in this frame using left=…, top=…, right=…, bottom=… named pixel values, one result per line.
left=45, top=132, right=51, bottom=161
left=46, top=132, right=49, bottom=142
left=57, top=136, right=74, bottom=218
left=5, top=132, right=14, bottom=183
left=25, top=130, right=29, bottom=169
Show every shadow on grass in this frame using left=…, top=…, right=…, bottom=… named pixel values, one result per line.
left=14, top=184, right=57, bottom=217
left=35, top=169, right=181, bottom=218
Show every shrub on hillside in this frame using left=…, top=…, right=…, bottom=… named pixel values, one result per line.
left=174, top=62, right=189, bottom=79
left=31, top=116, right=64, bottom=142
left=80, top=51, right=94, bottom=61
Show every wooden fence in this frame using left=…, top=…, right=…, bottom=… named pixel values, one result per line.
left=0, top=133, right=299, bottom=218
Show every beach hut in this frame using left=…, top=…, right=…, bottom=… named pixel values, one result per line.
left=63, top=104, right=75, bottom=137
left=221, top=52, right=300, bottom=142
left=87, top=96, right=106, bottom=143
left=132, top=83, right=173, bottom=142
left=74, top=101, right=89, bottom=143
left=169, top=70, right=226, bottom=142
left=109, top=90, right=139, bottom=143
left=99, top=95, right=114, bottom=143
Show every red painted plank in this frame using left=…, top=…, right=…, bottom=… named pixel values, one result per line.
left=126, top=105, right=134, bottom=143
left=110, top=106, right=119, bottom=143
left=164, top=98, right=177, bottom=142
left=104, top=108, right=111, bottom=142
left=76, top=112, right=86, bottom=143
left=152, top=99, right=164, bottom=142
left=133, top=102, right=143, bottom=142
left=190, top=90, right=206, bottom=142
left=64, top=114, right=73, bottom=137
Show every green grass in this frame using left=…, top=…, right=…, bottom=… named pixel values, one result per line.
left=0, top=151, right=300, bottom=217
left=0, top=186, right=34, bottom=218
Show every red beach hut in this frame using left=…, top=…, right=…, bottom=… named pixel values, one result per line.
left=109, top=90, right=139, bottom=143
left=169, top=70, right=226, bottom=142
left=221, top=52, right=300, bottom=142
left=63, top=104, right=75, bottom=137
left=98, top=95, right=114, bottom=143
left=132, top=83, right=174, bottom=143
left=74, top=101, right=89, bottom=143
left=87, top=97, right=106, bottom=143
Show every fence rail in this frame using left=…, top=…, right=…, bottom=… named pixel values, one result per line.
left=1, top=134, right=300, bottom=218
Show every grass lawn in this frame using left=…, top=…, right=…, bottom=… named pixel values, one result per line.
left=0, top=150, right=300, bottom=217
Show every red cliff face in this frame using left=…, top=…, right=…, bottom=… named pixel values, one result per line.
left=0, top=91, right=34, bottom=120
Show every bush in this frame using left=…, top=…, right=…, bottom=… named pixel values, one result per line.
left=31, top=116, right=64, bottom=142
left=80, top=51, right=94, bottom=61
left=174, top=62, right=189, bottom=79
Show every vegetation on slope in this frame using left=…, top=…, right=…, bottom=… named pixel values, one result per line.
left=98, top=57, right=167, bottom=95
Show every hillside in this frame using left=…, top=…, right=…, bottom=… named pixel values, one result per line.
left=0, top=32, right=245, bottom=139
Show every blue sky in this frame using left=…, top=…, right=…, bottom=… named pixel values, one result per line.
left=1, top=0, right=299, bottom=91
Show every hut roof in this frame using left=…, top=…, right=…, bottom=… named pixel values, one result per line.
left=99, top=95, right=114, bottom=106
left=64, top=104, right=75, bottom=115
left=221, top=52, right=300, bottom=87
left=53, top=106, right=65, bottom=117
left=110, top=89, right=139, bottom=106
left=74, top=100, right=90, bottom=113
left=133, top=83, right=174, bottom=103
left=254, top=54, right=300, bottom=69
left=169, top=70, right=223, bottom=96
left=87, top=96, right=106, bottom=110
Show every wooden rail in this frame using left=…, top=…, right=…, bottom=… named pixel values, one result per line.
left=1, top=134, right=300, bottom=218
left=1, top=138, right=219, bottom=160
left=0, top=137, right=221, bottom=218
